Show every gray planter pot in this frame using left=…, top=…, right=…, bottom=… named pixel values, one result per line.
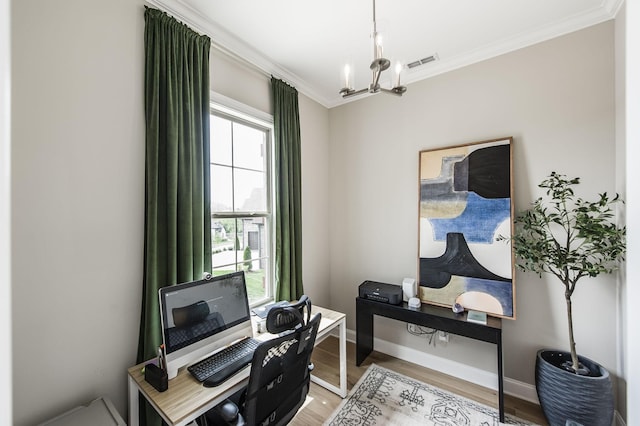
left=535, top=349, right=613, bottom=426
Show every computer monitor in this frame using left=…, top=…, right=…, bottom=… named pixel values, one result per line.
left=158, top=271, right=254, bottom=379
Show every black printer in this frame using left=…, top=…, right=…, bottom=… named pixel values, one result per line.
left=358, top=280, right=403, bottom=305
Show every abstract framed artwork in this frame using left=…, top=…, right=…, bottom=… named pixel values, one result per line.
left=418, top=137, right=515, bottom=319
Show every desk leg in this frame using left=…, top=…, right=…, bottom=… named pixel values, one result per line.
left=338, top=317, right=347, bottom=397
left=128, top=375, right=139, bottom=426
left=356, top=299, right=373, bottom=366
left=311, top=317, right=348, bottom=398
left=498, top=336, right=504, bottom=423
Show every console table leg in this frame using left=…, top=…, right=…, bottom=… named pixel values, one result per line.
left=498, top=336, right=504, bottom=422
left=356, top=300, right=374, bottom=366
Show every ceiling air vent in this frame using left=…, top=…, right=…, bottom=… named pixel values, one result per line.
left=407, top=54, right=438, bottom=69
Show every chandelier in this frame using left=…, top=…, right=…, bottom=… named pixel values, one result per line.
left=339, top=0, right=407, bottom=99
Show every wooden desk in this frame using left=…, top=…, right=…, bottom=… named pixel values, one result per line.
left=355, top=297, right=504, bottom=422
left=128, top=305, right=346, bottom=426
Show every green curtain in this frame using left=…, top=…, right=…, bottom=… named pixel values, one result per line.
left=271, top=77, right=304, bottom=301
left=138, top=7, right=211, bottom=424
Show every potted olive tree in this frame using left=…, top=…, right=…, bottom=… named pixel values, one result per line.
left=501, top=172, right=626, bottom=426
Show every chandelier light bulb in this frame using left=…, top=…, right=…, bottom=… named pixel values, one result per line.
left=343, top=64, right=351, bottom=89
left=374, top=33, right=384, bottom=59
left=394, top=61, right=402, bottom=87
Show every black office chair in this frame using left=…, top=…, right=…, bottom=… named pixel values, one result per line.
left=205, top=296, right=321, bottom=426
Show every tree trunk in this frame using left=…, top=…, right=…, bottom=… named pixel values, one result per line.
left=565, top=292, right=580, bottom=371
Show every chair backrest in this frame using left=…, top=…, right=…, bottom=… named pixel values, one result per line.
left=242, top=301, right=321, bottom=426
left=265, top=295, right=311, bottom=334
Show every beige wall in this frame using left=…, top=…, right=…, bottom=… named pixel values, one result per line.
left=299, top=94, right=331, bottom=308
left=11, top=0, right=146, bottom=424
left=210, top=49, right=271, bottom=114
left=10, top=1, right=330, bottom=425
left=1, top=0, right=11, bottom=422
left=329, top=21, right=618, bottom=388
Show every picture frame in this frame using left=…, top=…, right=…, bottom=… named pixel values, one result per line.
left=418, top=137, right=515, bottom=319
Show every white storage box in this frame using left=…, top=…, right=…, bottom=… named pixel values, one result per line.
left=39, top=397, right=125, bottom=426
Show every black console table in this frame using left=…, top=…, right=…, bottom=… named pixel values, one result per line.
left=356, top=296, right=504, bottom=422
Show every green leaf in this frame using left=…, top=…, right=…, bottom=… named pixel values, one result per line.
left=500, top=172, right=626, bottom=366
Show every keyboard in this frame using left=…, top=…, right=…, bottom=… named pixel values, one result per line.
left=187, top=337, right=260, bottom=386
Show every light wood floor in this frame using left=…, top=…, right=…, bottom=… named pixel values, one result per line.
left=291, top=336, right=548, bottom=425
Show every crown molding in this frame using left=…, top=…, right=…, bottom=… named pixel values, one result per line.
left=375, top=1, right=622, bottom=103
left=603, top=0, right=625, bottom=17
left=314, top=0, right=624, bottom=108
left=145, top=0, right=334, bottom=107
left=146, top=0, right=623, bottom=110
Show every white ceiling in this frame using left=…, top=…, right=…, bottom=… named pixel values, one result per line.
left=148, top=0, right=622, bottom=108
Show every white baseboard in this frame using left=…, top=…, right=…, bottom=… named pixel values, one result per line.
left=504, top=376, right=539, bottom=404
left=343, top=328, right=540, bottom=404
left=333, top=328, right=626, bottom=422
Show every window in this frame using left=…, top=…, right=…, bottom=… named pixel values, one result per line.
left=210, top=102, right=273, bottom=306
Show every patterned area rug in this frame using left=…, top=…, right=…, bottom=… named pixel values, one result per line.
left=324, top=364, right=535, bottom=426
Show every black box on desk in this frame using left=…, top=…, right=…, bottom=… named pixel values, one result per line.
left=359, top=280, right=403, bottom=305
left=144, top=363, right=168, bottom=392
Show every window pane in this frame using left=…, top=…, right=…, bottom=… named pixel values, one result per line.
left=211, top=115, right=232, bottom=166
left=212, top=218, right=238, bottom=268
left=211, top=165, right=233, bottom=212
left=240, top=217, right=267, bottom=303
left=211, top=216, right=268, bottom=305
left=233, top=123, right=265, bottom=171
left=212, top=218, right=235, bottom=250
left=241, top=217, right=267, bottom=265
left=244, top=268, right=266, bottom=303
left=210, top=108, right=271, bottom=307
left=234, top=168, right=266, bottom=212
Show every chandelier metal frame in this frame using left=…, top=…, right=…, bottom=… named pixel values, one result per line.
left=339, top=0, right=407, bottom=99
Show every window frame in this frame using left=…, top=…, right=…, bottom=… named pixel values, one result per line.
left=210, top=93, right=275, bottom=307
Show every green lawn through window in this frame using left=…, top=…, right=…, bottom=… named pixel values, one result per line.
left=213, top=269, right=265, bottom=302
